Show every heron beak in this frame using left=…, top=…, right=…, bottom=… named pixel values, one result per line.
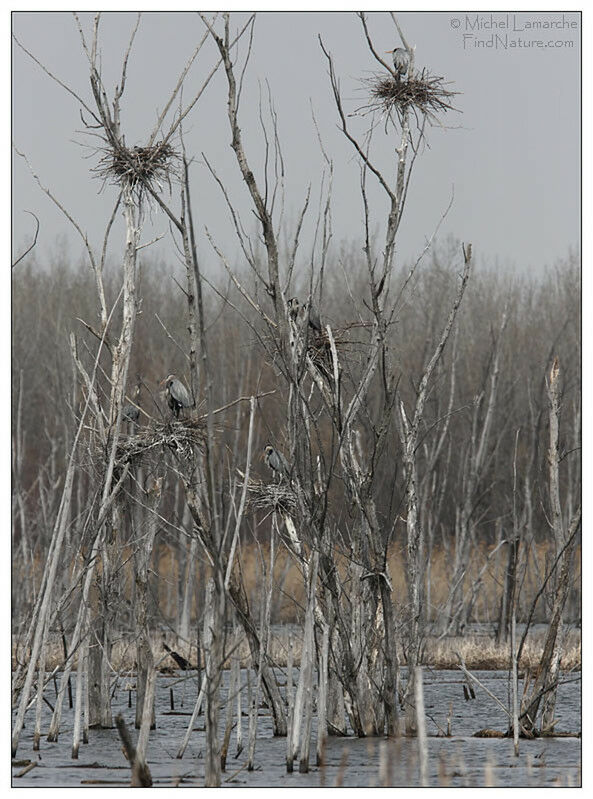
left=385, top=49, right=394, bottom=53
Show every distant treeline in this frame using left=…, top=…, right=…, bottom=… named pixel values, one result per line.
left=12, top=242, right=580, bottom=631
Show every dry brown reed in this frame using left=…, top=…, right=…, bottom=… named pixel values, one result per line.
left=13, top=539, right=580, bottom=673
left=12, top=625, right=580, bottom=674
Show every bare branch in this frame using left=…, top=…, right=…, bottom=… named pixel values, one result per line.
left=13, top=32, right=101, bottom=125
left=11, top=211, right=40, bottom=268
left=13, top=145, right=99, bottom=274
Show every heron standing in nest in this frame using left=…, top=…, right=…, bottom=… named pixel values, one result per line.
left=161, top=374, right=193, bottom=419
left=288, top=297, right=322, bottom=332
left=263, top=444, right=291, bottom=482
left=386, top=47, right=409, bottom=80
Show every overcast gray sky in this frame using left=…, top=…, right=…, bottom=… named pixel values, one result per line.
left=12, top=10, right=581, bottom=276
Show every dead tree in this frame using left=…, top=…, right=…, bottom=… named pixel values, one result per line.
left=397, top=243, right=472, bottom=733
left=440, top=306, right=509, bottom=634
left=198, top=11, right=461, bottom=740
left=134, top=476, right=163, bottom=729
left=12, top=10, right=225, bottom=751
left=520, top=359, right=581, bottom=735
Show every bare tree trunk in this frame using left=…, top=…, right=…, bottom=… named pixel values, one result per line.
left=71, top=610, right=87, bottom=758
left=220, top=636, right=236, bottom=771
left=204, top=575, right=225, bottom=787
left=326, top=625, right=347, bottom=736
left=33, top=616, right=48, bottom=751
left=82, top=634, right=89, bottom=745
left=442, top=306, right=507, bottom=634
left=511, top=607, right=519, bottom=755
left=414, top=667, right=428, bottom=786
left=11, top=419, right=79, bottom=754
left=521, top=359, right=580, bottom=734
left=134, top=476, right=163, bottom=729
left=286, top=635, right=295, bottom=771
left=134, top=664, right=157, bottom=785
left=399, top=244, right=473, bottom=733
left=294, top=552, right=318, bottom=771
left=520, top=507, right=580, bottom=733
left=179, top=529, right=197, bottom=644
left=87, top=623, right=102, bottom=729
left=176, top=673, right=207, bottom=759
left=316, top=621, right=329, bottom=765
left=226, top=568, right=287, bottom=735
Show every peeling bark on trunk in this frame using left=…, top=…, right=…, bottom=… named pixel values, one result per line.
left=134, top=476, right=162, bottom=730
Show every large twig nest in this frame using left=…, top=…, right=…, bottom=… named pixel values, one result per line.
left=110, top=418, right=206, bottom=469
left=359, top=69, right=460, bottom=125
left=92, top=141, right=179, bottom=196
left=248, top=478, right=297, bottom=516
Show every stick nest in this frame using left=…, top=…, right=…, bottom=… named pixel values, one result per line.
left=93, top=141, right=179, bottom=195
left=307, top=322, right=375, bottom=375
left=248, top=479, right=297, bottom=516
left=112, top=418, right=206, bottom=468
left=362, top=70, right=460, bottom=123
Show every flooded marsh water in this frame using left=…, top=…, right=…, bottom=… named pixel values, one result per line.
left=12, top=668, right=581, bottom=787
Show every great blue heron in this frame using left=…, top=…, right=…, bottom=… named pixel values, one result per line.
left=308, top=301, right=321, bottom=332
left=263, top=444, right=290, bottom=481
left=386, top=47, right=409, bottom=79
left=123, top=404, right=140, bottom=423
left=161, top=374, right=192, bottom=419
left=287, top=296, right=321, bottom=332
left=288, top=296, right=300, bottom=321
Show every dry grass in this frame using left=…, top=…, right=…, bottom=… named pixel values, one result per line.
left=210, top=539, right=580, bottom=629
left=15, top=539, right=580, bottom=637
left=424, top=629, right=581, bottom=671
left=13, top=539, right=580, bottom=674
left=12, top=627, right=581, bottom=674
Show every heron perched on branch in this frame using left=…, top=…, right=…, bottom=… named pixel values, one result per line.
left=288, top=297, right=321, bottom=332
left=263, top=444, right=290, bottom=482
left=161, top=374, right=192, bottom=419
left=386, top=47, right=409, bottom=79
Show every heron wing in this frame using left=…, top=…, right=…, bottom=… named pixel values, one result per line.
left=172, top=379, right=192, bottom=407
